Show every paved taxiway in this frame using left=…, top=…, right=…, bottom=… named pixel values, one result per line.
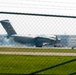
left=0, top=52, right=76, bottom=56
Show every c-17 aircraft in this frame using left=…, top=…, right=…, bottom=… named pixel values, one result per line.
left=0, top=20, right=60, bottom=47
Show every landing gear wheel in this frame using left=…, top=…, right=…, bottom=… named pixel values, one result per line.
left=34, top=38, right=43, bottom=47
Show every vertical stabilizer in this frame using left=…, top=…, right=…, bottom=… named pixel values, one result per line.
left=0, top=20, right=17, bottom=37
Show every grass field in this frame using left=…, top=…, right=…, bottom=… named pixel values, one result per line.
left=0, top=54, right=76, bottom=74
left=0, top=47, right=76, bottom=53
left=0, top=47, right=76, bottom=74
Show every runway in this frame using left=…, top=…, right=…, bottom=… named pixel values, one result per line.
left=0, top=52, right=76, bottom=56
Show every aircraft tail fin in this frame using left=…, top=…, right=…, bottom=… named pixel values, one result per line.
left=0, top=20, right=17, bottom=37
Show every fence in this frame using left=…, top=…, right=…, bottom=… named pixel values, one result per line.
left=0, top=11, right=76, bottom=74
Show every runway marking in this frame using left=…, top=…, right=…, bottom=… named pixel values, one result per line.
left=0, top=52, right=76, bottom=56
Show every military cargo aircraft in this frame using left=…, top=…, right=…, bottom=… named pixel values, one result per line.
left=0, top=20, right=60, bottom=47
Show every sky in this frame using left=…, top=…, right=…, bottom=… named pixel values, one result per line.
left=0, top=0, right=76, bottom=35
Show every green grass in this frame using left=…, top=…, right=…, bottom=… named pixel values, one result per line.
left=0, top=47, right=76, bottom=53
left=0, top=54, right=76, bottom=74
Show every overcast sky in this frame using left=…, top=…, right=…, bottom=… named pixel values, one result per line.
left=0, top=0, right=76, bottom=35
